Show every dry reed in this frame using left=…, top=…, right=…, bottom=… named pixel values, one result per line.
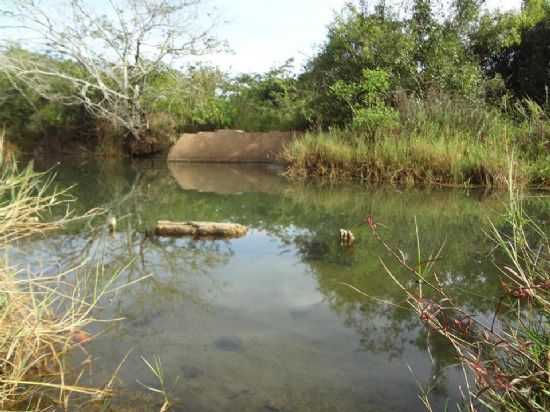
left=0, top=131, right=142, bottom=410
left=361, top=161, right=549, bottom=410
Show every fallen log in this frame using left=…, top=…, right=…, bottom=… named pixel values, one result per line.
left=155, top=221, right=248, bottom=238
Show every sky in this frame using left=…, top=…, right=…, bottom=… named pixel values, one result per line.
left=204, top=0, right=523, bottom=74
left=0, top=0, right=524, bottom=75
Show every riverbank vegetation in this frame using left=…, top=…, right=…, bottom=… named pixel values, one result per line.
left=0, top=0, right=549, bottom=179
left=280, top=0, right=550, bottom=187
left=364, top=170, right=549, bottom=410
left=282, top=95, right=549, bottom=187
left=0, top=133, right=139, bottom=409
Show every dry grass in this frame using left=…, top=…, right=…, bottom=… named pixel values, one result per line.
left=0, top=131, right=146, bottom=410
left=0, top=268, right=112, bottom=408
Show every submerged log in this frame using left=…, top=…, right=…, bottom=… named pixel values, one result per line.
left=155, top=221, right=248, bottom=238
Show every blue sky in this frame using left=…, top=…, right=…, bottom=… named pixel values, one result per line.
left=206, top=0, right=522, bottom=74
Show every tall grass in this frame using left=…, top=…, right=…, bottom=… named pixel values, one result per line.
left=283, top=96, right=549, bottom=188
left=364, top=162, right=549, bottom=410
left=283, top=129, right=515, bottom=187
left=0, top=131, right=142, bottom=409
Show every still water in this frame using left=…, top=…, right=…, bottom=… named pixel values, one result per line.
left=14, top=158, right=515, bottom=411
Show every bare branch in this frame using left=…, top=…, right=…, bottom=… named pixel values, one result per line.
left=0, top=0, right=224, bottom=142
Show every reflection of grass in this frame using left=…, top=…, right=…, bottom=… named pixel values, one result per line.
left=283, top=183, right=505, bottom=221
left=288, top=185, right=507, bottom=303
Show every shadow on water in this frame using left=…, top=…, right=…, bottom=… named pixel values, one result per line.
left=12, top=157, right=548, bottom=412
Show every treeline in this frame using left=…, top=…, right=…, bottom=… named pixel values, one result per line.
left=0, top=54, right=306, bottom=143
left=0, top=0, right=549, bottom=184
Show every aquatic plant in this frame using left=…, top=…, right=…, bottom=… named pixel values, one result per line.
left=139, top=356, right=172, bottom=412
left=364, top=161, right=549, bottom=410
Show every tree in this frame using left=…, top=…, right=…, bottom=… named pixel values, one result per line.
left=411, top=0, right=435, bottom=69
left=300, top=0, right=485, bottom=129
left=471, top=0, right=550, bottom=103
left=0, top=0, right=224, bottom=154
left=142, top=63, right=232, bottom=132
left=408, top=0, right=484, bottom=97
left=330, top=68, right=398, bottom=139
left=508, top=17, right=550, bottom=104
left=227, top=61, right=309, bottom=132
left=300, top=2, right=415, bottom=127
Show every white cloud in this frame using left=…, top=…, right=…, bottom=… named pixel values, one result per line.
left=203, top=0, right=522, bottom=74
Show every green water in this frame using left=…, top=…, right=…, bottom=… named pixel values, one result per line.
left=14, top=158, right=524, bottom=411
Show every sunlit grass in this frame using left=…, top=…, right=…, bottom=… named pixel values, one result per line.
left=283, top=97, right=549, bottom=188
left=0, top=130, right=148, bottom=409
left=283, top=129, right=516, bottom=187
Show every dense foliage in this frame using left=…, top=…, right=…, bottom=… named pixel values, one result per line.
left=283, top=0, right=550, bottom=185
left=0, top=0, right=548, bottom=182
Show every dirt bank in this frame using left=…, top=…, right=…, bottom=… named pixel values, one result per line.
left=167, top=130, right=297, bottom=163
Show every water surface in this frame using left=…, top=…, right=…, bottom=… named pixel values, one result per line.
left=14, top=158, right=517, bottom=411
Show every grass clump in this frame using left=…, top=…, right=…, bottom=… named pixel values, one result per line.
left=0, top=269, right=111, bottom=407
left=0, top=132, right=130, bottom=409
left=363, top=163, right=549, bottom=410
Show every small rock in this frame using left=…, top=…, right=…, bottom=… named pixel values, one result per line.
left=289, top=307, right=309, bottom=320
left=263, top=400, right=284, bottom=412
left=180, top=365, right=204, bottom=379
left=71, top=329, right=91, bottom=344
left=225, top=382, right=251, bottom=400
left=214, top=336, right=244, bottom=352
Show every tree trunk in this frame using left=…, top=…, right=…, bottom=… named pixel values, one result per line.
left=125, top=127, right=161, bottom=157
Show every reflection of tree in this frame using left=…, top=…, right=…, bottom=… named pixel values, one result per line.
left=285, top=186, right=512, bottom=394
left=286, top=189, right=550, bottom=405
left=39, top=158, right=510, bottom=310
left=10, top=161, right=242, bottom=350
left=38, top=159, right=510, bottom=295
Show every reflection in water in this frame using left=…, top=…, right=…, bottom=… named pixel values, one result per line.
left=168, top=162, right=287, bottom=194
left=11, top=158, right=537, bottom=412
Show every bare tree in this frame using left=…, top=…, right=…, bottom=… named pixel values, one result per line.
left=0, top=0, right=224, bottom=153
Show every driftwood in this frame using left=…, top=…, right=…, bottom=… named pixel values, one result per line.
left=155, top=221, right=248, bottom=238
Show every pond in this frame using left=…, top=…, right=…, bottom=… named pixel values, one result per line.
left=12, top=158, right=516, bottom=411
